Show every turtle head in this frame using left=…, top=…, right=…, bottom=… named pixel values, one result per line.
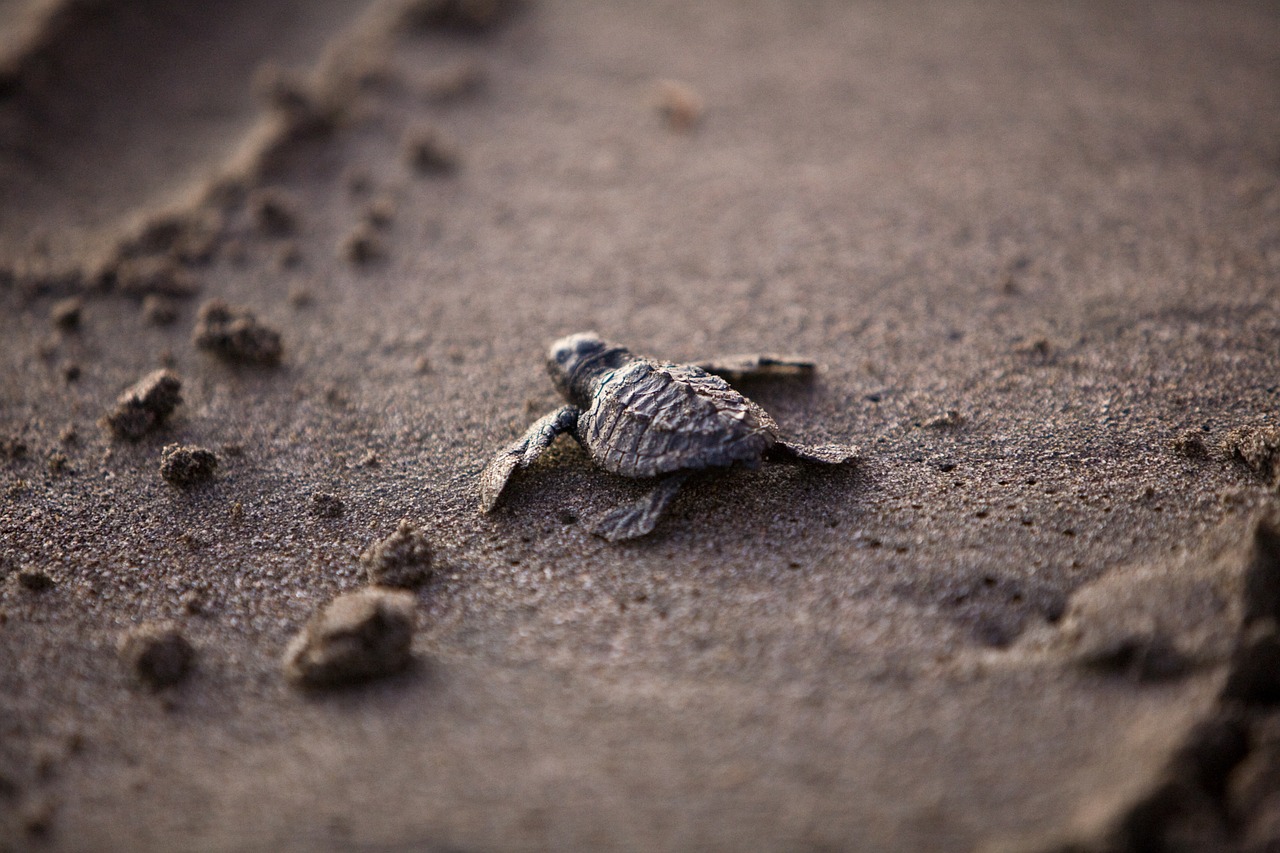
left=547, top=332, right=630, bottom=404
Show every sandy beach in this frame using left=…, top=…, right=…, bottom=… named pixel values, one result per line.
left=2, top=1, right=1279, bottom=850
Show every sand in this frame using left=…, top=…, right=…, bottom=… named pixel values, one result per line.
left=1, top=0, right=1279, bottom=850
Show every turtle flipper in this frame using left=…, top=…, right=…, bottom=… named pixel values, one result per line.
left=592, top=472, right=692, bottom=542
left=479, top=405, right=580, bottom=511
left=696, top=354, right=816, bottom=383
left=765, top=441, right=857, bottom=466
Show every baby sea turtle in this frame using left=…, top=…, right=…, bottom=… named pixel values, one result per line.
left=480, top=333, right=856, bottom=541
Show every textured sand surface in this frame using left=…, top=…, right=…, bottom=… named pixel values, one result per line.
left=2, top=1, right=1279, bottom=850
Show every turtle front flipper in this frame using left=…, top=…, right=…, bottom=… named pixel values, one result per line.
left=592, top=471, right=692, bottom=542
left=765, top=441, right=857, bottom=466
left=479, top=405, right=580, bottom=511
left=695, top=354, right=816, bottom=383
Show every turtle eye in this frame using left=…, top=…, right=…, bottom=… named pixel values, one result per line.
left=549, top=333, right=603, bottom=369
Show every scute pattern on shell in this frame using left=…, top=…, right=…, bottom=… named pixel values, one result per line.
left=577, top=361, right=778, bottom=478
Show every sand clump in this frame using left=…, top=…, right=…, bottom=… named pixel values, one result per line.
left=2, top=436, right=28, bottom=460
left=248, top=188, right=300, bottom=236
left=46, top=451, right=69, bottom=475
left=922, top=409, right=965, bottom=429
left=419, top=60, right=487, bottom=102
left=309, top=492, right=345, bottom=518
left=340, top=223, right=387, bottom=265
left=653, top=79, right=704, bottom=132
left=1172, top=429, right=1211, bottom=460
left=363, top=196, right=396, bottom=228
left=118, top=623, right=195, bottom=689
left=398, top=0, right=519, bottom=32
left=403, top=126, right=460, bottom=175
left=49, top=297, right=82, bottom=330
left=141, top=294, right=179, bottom=326
left=193, top=300, right=283, bottom=365
left=1221, top=426, right=1280, bottom=482
left=15, top=567, right=55, bottom=592
left=361, top=519, right=435, bottom=589
left=112, top=257, right=200, bottom=299
left=282, top=589, right=416, bottom=688
left=101, top=370, right=182, bottom=440
left=159, top=444, right=219, bottom=487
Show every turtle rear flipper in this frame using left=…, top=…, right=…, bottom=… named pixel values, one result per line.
left=696, top=354, right=816, bottom=383
left=479, top=405, right=580, bottom=511
left=766, top=441, right=857, bottom=466
left=592, top=472, right=692, bottom=541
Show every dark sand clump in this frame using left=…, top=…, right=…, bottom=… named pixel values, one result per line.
left=1222, top=426, right=1280, bottom=482
left=282, top=589, right=416, bottom=688
left=101, top=370, right=182, bottom=440
left=141, top=294, right=178, bottom=326
left=49, top=297, right=82, bottom=330
left=1173, top=429, right=1211, bottom=460
left=340, top=223, right=386, bottom=265
left=402, top=126, right=460, bottom=175
left=192, top=300, right=283, bottom=365
left=46, top=451, right=69, bottom=475
left=248, top=188, right=300, bottom=237
left=117, top=623, right=195, bottom=689
left=159, top=444, right=219, bottom=487
left=309, top=492, right=345, bottom=518
left=361, top=519, right=435, bottom=589
left=15, top=567, right=55, bottom=592
left=113, top=257, right=200, bottom=299
left=398, top=0, right=520, bottom=32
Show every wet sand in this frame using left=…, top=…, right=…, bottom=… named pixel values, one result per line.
left=2, top=1, right=1279, bottom=850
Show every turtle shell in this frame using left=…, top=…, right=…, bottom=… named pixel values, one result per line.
left=576, top=360, right=779, bottom=478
